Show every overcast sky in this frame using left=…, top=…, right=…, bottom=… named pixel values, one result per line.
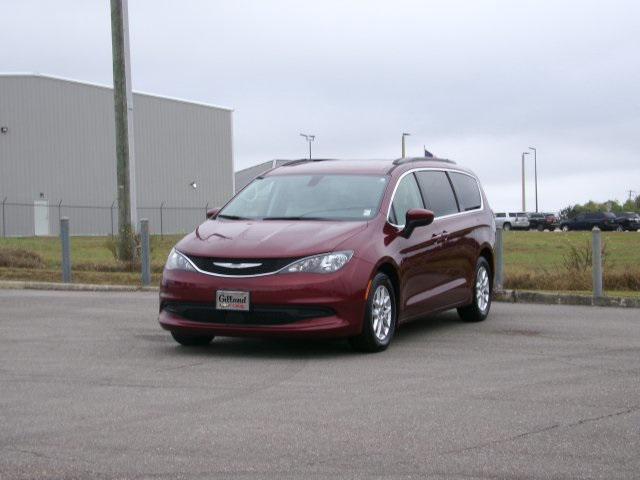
left=1, top=0, right=639, bottom=211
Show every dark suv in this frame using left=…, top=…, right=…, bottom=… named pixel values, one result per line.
left=527, top=212, right=558, bottom=231
left=615, top=212, right=640, bottom=231
left=559, top=212, right=619, bottom=231
left=159, top=157, right=495, bottom=352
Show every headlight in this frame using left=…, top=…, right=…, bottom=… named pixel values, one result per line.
left=283, top=251, right=353, bottom=274
left=164, top=248, right=196, bottom=272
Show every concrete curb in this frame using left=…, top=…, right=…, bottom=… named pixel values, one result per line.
left=0, top=281, right=638, bottom=308
left=495, top=289, right=640, bottom=309
left=0, top=280, right=159, bottom=292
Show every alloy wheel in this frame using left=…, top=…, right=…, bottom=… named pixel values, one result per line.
left=372, top=285, right=392, bottom=342
left=475, top=266, right=490, bottom=314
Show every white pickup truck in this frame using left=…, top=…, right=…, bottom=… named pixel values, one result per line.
left=494, top=212, right=530, bottom=230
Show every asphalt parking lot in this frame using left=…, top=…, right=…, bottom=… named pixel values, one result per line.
left=1, top=290, right=639, bottom=479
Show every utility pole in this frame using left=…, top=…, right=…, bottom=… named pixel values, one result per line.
left=529, top=147, right=538, bottom=212
left=110, top=0, right=138, bottom=261
left=401, top=133, right=410, bottom=158
left=300, top=133, right=315, bottom=159
left=521, top=151, right=529, bottom=212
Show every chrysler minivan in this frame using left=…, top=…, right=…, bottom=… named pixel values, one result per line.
left=159, top=157, right=495, bottom=352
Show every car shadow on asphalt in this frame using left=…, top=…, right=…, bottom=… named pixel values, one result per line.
left=159, top=310, right=465, bottom=359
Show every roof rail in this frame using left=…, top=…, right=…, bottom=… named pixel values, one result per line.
left=392, top=157, right=456, bottom=166
left=282, top=158, right=335, bottom=166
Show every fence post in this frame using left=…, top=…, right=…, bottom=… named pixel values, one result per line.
left=592, top=227, right=603, bottom=298
left=140, top=218, right=150, bottom=286
left=160, top=201, right=165, bottom=238
left=57, top=199, right=63, bottom=229
left=60, top=217, right=72, bottom=283
left=495, top=227, right=504, bottom=290
left=1, top=197, right=6, bottom=237
left=110, top=200, right=116, bottom=236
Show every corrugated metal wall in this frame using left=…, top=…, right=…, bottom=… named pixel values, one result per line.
left=234, top=159, right=290, bottom=193
left=0, top=74, right=233, bottom=236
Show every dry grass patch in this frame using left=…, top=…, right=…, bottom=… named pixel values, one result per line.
left=0, top=248, right=47, bottom=269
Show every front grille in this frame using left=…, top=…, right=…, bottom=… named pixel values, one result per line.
left=184, top=255, right=298, bottom=276
left=163, top=302, right=334, bottom=325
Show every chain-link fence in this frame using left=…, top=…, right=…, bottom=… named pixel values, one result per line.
left=0, top=198, right=211, bottom=237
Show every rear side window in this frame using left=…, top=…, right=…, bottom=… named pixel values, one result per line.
left=495, top=213, right=506, bottom=218
left=448, top=172, right=482, bottom=211
left=415, top=171, right=459, bottom=217
left=389, top=174, right=424, bottom=225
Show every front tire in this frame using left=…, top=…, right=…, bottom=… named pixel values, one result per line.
left=457, top=257, right=492, bottom=323
left=349, top=273, right=396, bottom=353
left=562, top=225, right=570, bottom=232
left=171, top=331, right=214, bottom=346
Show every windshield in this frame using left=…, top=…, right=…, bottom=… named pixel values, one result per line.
left=220, top=174, right=388, bottom=221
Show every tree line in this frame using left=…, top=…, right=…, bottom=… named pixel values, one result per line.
left=560, top=195, right=640, bottom=219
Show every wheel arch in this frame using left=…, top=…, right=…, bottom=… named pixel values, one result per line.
left=372, top=258, right=401, bottom=312
left=478, top=245, right=495, bottom=287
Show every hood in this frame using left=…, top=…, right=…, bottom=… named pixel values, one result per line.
left=176, top=219, right=368, bottom=258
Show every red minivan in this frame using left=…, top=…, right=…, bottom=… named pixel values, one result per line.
left=159, top=157, right=495, bottom=352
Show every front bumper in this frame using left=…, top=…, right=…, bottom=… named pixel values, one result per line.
left=158, top=260, right=370, bottom=339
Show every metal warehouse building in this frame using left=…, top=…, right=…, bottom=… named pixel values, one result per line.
left=0, top=73, right=234, bottom=236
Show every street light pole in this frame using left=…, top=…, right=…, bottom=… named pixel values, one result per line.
left=529, top=147, right=538, bottom=212
left=521, top=151, right=529, bottom=212
left=300, top=133, right=315, bottom=159
left=401, top=133, right=410, bottom=158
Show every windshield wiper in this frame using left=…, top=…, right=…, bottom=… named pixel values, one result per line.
left=217, top=214, right=249, bottom=220
left=262, top=216, right=327, bottom=221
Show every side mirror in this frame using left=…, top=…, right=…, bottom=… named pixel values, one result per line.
left=401, top=208, right=435, bottom=238
left=206, top=207, right=221, bottom=219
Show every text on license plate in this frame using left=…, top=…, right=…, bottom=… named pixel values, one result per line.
left=216, top=290, right=250, bottom=311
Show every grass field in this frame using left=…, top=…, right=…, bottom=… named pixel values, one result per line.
left=502, top=231, right=640, bottom=292
left=1, top=231, right=639, bottom=293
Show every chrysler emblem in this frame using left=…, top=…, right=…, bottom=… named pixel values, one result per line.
left=213, top=262, right=262, bottom=269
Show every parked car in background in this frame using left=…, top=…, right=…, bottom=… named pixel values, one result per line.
left=559, top=212, right=620, bottom=231
left=615, top=212, right=640, bottom=231
left=494, top=212, right=529, bottom=230
left=527, top=212, right=558, bottom=231
left=493, top=212, right=511, bottom=230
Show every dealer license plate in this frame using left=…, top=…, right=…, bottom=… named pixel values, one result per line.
left=216, top=290, right=250, bottom=311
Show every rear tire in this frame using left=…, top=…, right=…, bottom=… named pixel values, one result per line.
left=171, top=331, right=214, bottom=346
left=562, top=225, right=570, bottom=232
left=349, top=273, right=396, bottom=353
left=502, top=223, right=511, bottom=231
left=457, top=257, right=492, bottom=323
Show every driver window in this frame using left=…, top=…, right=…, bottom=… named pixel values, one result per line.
left=389, top=174, right=424, bottom=226
left=232, top=178, right=275, bottom=217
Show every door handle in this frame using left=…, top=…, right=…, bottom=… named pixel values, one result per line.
left=432, top=230, right=449, bottom=244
